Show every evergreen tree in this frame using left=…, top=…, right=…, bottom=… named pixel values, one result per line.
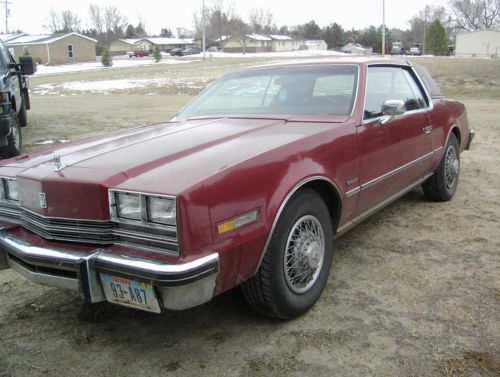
left=154, top=46, right=162, bottom=62
left=426, top=19, right=448, bottom=56
left=101, top=49, right=113, bottom=67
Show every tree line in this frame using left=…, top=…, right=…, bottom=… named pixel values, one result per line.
left=44, top=0, right=499, bottom=55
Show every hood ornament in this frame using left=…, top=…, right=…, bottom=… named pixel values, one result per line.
left=53, top=154, right=65, bottom=172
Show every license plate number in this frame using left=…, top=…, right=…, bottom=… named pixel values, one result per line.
left=99, top=273, right=161, bottom=313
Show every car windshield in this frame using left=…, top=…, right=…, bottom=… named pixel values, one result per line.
left=176, top=64, right=358, bottom=119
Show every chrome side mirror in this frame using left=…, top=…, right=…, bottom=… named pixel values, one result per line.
left=382, top=100, right=406, bottom=117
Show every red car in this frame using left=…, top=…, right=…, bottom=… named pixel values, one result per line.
left=127, top=50, right=150, bottom=57
left=0, top=59, right=474, bottom=319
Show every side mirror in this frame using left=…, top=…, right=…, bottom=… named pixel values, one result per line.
left=19, top=55, right=36, bottom=75
left=382, top=99, right=406, bottom=117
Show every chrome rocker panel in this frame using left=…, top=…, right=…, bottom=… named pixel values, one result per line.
left=0, top=228, right=219, bottom=311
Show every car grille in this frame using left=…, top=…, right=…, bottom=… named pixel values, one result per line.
left=0, top=205, right=179, bottom=255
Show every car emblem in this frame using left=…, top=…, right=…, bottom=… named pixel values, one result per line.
left=39, top=193, right=47, bottom=208
left=53, top=154, right=63, bottom=171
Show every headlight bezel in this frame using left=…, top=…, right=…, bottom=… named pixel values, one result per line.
left=109, top=189, right=177, bottom=228
left=0, top=177, right=20, bottom=203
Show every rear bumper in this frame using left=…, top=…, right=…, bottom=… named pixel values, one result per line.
left=0, top=228, right=219, bottom=311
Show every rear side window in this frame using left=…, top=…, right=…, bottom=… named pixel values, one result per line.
left=364, top=66, right=427, bottom=120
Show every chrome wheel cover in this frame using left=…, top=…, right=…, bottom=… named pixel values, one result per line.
left=283, top=215, right=325, bottom=294
left=445, top=144, right=459, bottom=189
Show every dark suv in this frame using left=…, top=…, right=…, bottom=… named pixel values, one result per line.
left=0, top=40, right=35, bottom=158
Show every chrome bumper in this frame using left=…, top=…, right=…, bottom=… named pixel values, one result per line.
left=0, top=228, right=219, bottom=311
left=466, top=129, right=475, bottom=150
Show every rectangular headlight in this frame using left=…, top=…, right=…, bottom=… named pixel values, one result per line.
left=2, top=178, right=19, bottom=201
left=147, top=196, right=176, bottom=225
left=115, top=192, right=141, bottom=221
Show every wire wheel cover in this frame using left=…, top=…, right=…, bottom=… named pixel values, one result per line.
left=445, top=144, right=459, bottom=189
left=284, top=215, right=325, bottom=294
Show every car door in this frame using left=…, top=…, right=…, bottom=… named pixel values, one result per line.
left=355, top=65, right=433, bottom=215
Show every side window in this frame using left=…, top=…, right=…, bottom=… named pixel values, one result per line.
left=68, top=45, right=74, bottom=58
left=403, top=69, right=429, bottom=108
left=364, top=66, right=421, bottom=120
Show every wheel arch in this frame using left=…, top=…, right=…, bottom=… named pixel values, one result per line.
left=252, top=176, right=342, bottom=276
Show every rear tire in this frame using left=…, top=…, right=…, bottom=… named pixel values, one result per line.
left=422, top=134, right=460, bottom=201
left=0, top=110, right=22, bottom=159
left=18, top=100, right=28, bottom=127
left=242, top=189, right=333, bottom=319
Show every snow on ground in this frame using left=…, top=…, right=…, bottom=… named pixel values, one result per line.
left=34, top=56, right=195, bottom=76
left=34, top=50, right=350, bottom=76
left=32, top=76, right=215, bottom=95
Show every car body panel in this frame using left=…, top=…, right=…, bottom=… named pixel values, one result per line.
left=0, top=58, right=473, bottom=313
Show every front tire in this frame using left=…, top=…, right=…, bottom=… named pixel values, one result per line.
left=422, top=133, right=460, bottom=201
left=242, top=189, right=333, bottom=319
left=0, top=110, right=22, bottom=159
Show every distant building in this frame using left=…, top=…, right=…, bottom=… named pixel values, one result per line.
left=110, top=38, right=152, bottom=55
left=3, top=32, right=97, bottom=65
left=110, top=37, right=194, bottom=55
left=455, top=30, right=500, bottom=58
left=268, top=35, right=301, bottom=52
left=304, top=40, right=328, bottom=51
left=342, top=42, right=372, bottom=55
left=223, top=34, right=273, bottom=53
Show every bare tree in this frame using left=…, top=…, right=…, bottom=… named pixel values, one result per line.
left=88, top=4, right=128, bottom=47
left=450, top=0, right=500, bottom=30
left=227, top=16, right=251, bottom=53
left=248, top=8, right=276, bottom=34
left=45, top=9, right=81, bottom=33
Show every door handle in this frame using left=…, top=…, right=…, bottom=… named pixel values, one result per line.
left=422, top=125, right=433, bottom=134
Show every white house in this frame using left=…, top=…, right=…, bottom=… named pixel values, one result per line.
left=455, top=30, right=500, bottom=58
left=223, top=34, right=272, bottom=53
left=342, top=42, right=372, bottom=55
left=304, top=40, right=328, bottom=51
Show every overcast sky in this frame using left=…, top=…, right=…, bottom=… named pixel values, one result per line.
left=6, top=0, right=451, bottom=35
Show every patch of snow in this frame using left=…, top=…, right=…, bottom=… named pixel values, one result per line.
left=34, top=57, right=195, bottom=77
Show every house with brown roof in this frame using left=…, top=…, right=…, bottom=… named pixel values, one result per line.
left=3, top=32, right=97, bottom=65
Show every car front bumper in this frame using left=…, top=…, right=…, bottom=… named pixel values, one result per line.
left=0, top=228, right=219, bottom=312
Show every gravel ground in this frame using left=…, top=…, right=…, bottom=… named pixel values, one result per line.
left=0, top=57, right=499, bottom=377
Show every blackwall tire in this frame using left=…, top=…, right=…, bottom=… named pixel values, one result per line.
left=242, top=189, right=333, bottom=319
left=0, top=110, right=22, bottom=159
left=422, top=134, right=460, bottom=202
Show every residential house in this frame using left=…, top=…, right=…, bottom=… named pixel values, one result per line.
left=268, top=35, right=302, bottom=52
left=4, top=32, right=97, bottom=65
left=109, top=38, right=152, bottom=55
left=304, top=40, right=328, bottom=51
left=223, top=34, right=272, bottom=53
left=342, top=42, right=372, bottom=55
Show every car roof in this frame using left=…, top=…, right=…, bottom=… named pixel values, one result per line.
left=241, top=57, right=412, bottom=72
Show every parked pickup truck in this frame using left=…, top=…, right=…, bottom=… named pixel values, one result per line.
left=0, top=40, right=36, bottom=159
left=127, top=50, right=150, bottom=57
left=0, top=59, right=474, bottom=319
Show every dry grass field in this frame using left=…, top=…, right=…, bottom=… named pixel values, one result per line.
left=0, top=56, right=499, bottom=377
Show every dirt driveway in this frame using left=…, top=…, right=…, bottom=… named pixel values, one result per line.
left=0, top=57, right=499, bottom=377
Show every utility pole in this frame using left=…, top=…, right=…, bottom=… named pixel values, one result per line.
left=1, top=0, right=11, bottom=34
left=422, top=6, right=429, bottom=55
left=381, top=0, right=385, bottom=57
left=202, top=0, right=206, bottom=61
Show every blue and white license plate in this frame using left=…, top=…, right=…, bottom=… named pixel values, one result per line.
left=99, top=273, right=161, bottom=313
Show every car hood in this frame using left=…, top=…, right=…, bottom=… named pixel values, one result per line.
left=2, top=116, right=348, bottom=218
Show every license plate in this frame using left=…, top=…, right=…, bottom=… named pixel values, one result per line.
left=99, top=273, right=161, bottom=313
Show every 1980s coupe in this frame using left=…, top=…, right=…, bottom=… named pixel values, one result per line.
left=0, top=59, right=473, bottom=319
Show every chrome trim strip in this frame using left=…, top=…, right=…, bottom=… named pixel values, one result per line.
left=362, top=151, right=434, bottom=190
left=345, top=187, right=361, bottom=198
left=336, top=173, right=433, bottom=236
left=253, top=176, right=341, bottom=276
left=94, top=252, right=219, bottom=284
